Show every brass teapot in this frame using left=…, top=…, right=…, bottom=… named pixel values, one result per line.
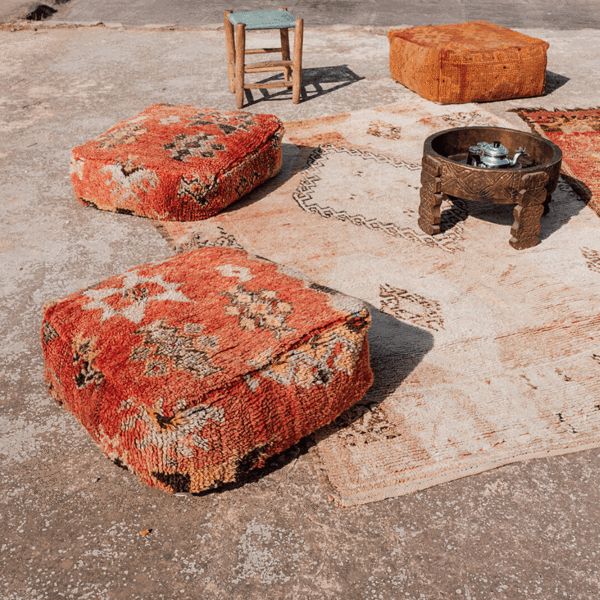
left=467, top=141, right=526, bottom=169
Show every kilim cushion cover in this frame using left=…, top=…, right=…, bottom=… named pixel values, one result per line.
left=388, top=21, right=549, bottom=104
left=70, top=104, right=284, bottom=221
left=41, top=248, right=373, bottom=493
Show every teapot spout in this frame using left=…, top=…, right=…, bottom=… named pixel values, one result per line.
left=510, top=147, right=527, bottom=166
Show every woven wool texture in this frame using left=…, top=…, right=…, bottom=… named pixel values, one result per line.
left=517, top=107, right=600, bottom=218
left=41, top=248, right=373, bottom=494
left=388, top=21, right=548, bottom=104
left=70, top=104, right=284, bottom=221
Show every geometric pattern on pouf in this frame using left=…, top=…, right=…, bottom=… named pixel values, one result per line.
left=41, top=248, right=373, bottom=493
left=388, top=21, right=549, bottom=104
left=70, top=104, right=284, bottom=221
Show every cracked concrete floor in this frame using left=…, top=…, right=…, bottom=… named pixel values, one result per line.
left=6, top=0, right=600, bottom=29
left=1, top=24, right=600, bottom=600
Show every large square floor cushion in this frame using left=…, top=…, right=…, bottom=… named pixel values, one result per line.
left=70, top=104, right=284, bottom=221
left=41, top=248, right=373, bottom=493
left=388, top=21, right=549, bottom=104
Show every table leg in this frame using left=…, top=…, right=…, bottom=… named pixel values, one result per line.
left=543, top=190, right=552, bottom=215
left=509, top=185, right=547, bottom=249
left=418, top=155, right=445, bottom=235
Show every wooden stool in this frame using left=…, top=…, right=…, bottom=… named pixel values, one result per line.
left=224, top=8, right=304, bottom=108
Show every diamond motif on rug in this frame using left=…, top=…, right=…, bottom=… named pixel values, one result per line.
left=292, top=145, right=466, bottom=253
left=379, top=284, right=444, bottom=331
left=330, top=400, right=402, bottom=447
left=367, top=120, right=402, bottom=140
left=581, top=247, right=600, bottom=274
left=419, top=110, right=490, bottom=129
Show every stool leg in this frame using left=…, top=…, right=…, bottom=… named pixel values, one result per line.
left=280, top=28, right=291, bottom=82
left=292, top=17, right=303, bottom=104
left=224, top=11, right=236, bottom=93
left=234, top=23, right=246, bottom=109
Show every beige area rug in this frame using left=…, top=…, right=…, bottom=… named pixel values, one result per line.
left=157, top=101, right=600, bottom=506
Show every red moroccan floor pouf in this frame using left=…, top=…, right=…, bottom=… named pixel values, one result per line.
left=70, top=104, right=284, bottom=221
left=41, top=248, right=373, bottom=493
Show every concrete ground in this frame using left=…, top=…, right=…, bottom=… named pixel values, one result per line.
left=3, top=0, right=599, bottom=29
left=1, top=7, right=600, bottom=600
left=0, top=0, right=37, bottom=22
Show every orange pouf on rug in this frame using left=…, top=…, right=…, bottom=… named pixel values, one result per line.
left=41, top=248, right=373, bottom=493
left=388, top=21, right=548, bottom=104
left=70, top=104, right=284, bottom=221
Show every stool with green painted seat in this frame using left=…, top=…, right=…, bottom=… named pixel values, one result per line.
left=224, top=8, right=304, bottom=108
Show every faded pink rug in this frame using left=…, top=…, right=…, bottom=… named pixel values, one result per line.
left=157, top=102, right=600, bottom=506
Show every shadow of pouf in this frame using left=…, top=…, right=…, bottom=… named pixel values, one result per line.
left=545, top=70, right=570, bottom=95
left=315, top=304, right=434, bottom=443
left=194, top=305, right=434, bottom=497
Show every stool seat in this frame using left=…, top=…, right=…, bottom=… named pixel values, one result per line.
left=228, top=9, right=296, bottom=30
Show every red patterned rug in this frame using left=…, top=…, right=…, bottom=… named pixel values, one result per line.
left=517, top=107, right=600, bottom=216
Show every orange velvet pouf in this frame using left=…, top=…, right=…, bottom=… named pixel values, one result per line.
left=70, top=104, right=283, bottom=221
left=41, top=248, right=373, bottom=493
left=388, top=21, right=548, bottom=104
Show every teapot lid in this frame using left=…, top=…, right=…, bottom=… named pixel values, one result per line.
left=479, top=141, right=509, bottom=158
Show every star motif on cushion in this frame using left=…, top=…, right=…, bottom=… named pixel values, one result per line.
left=82, top=271, right=190, bottom=324
left=215, top=263, right=253, bottom=282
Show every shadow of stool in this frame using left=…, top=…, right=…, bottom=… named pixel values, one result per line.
left=252, top=64, right=364, bottom=104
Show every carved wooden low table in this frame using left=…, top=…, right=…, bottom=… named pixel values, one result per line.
left=419, top=126, right=562, bottom=249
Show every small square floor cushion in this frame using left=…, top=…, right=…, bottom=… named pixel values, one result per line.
left=41, top=248, right=373, bottom=493
left=388, top=21, right=549, bottom=104
left=70, top=104, right=284, bottom=221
